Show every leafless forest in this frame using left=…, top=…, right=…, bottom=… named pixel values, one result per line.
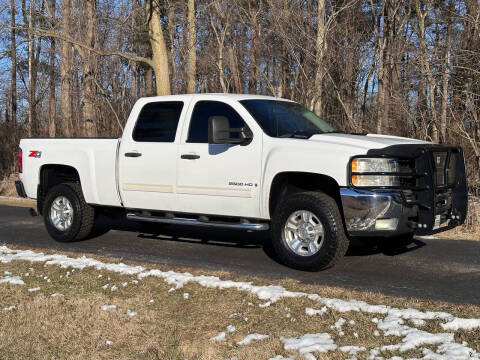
left=0, top=0, right=478, bottom=225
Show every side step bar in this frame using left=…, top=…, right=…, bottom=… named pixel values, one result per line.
left=126, top=213, right=269, bottom=231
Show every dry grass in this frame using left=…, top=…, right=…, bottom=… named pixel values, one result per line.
left=0, top=174, right=18, bottom=197
left=436, top=196, right=480, bottom=241
left=0, top=196, right=35, bottom=208
left=0, top=245, right=479, bottom=360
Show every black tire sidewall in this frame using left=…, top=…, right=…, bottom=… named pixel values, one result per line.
left=43, top=184, right=83, bottom=242
left=272, top=193, right=344, bottom=270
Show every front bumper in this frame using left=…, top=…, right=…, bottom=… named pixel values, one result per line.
left=341, top=188, right=415, bottom=237
left=341, top=144, right=467, bottom=237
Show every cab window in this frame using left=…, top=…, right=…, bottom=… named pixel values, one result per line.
left=187, top=101, right=247, bottom=143
left=133, top=101, right=184, bottom=142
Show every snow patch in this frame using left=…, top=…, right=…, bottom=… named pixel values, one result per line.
left=305, top=307, right=327, bottom=316
left=236, top=333, right=269, bottom=346
left=441, top=318, right=480, bottom=331
left=126, top=309, right=137, bottom=317
left=281, top=333, right=337, bottom=355
left=226, top=325, right=236, bottom=333
left=28, top=287, right=40, bottom=292
left=0, top=276, right=24, bottom=285
left=339, top=345, right=366, bottom=355
left=330, top=318, right=346, bottom=336
left=3, top=305, right=16, bottom=311
left=100, top=304, right=116, bottom=311
left=210, top=331, right=226, bottom=342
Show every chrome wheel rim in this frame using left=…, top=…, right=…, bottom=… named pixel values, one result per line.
left=50, top=196, right=73, bottom=231
left=283, top=210, right=324, bottom=257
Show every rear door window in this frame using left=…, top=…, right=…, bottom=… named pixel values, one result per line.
left=133, top=101, right=184, bottom=142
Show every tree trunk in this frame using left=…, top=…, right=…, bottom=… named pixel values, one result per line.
left=82, top=0, right=97, bottom=137
left=313, top=0, right=326, bottom=116
left=146, top=0, right=171, bottom=96
left=415, top=0, right=438, bottom=142
left=248, top=5, right=260, bottom=93
left=145, top=67, right=153, bottom=96
left=186, top=0, right=196, bottom=93
left=376, top=1, right=389, bottom=134
left=9, top=0, right=17, bottom=124
left=60, top=0, right=73, bottom=136
left=130, top=0, right=137, bottom=101
left=440, top=0, right=454, bottom=143
left=228, top=47, right=241, bottom=93
left=166, top=4, right=177, bottom=93
left=27, top=0, right=34, bottom=136
left=48, top=0, right=56, bottom=137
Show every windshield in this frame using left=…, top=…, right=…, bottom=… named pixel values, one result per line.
left=240, top=99, right=336, bottom=138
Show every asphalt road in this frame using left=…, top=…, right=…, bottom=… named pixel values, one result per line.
left=0, top=205, right=479, bottom=305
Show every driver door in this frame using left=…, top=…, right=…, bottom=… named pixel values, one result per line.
left=176, top=99, right=263, bottom=218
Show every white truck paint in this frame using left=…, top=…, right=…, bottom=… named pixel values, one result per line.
left=17, top=94, right=467, bottom=270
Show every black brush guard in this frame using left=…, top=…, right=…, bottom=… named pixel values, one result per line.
left=349, top=144, right=468, bottom=235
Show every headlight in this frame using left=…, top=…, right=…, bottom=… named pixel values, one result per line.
left=351, top=158, right=400, bottom=187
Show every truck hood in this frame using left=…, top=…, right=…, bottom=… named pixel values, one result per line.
left=308, top=133, right=430, bottom=151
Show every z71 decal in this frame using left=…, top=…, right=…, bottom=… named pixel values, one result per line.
left=28, top=151, right=42, bottom=158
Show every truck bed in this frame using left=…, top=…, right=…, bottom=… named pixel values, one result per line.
left=19, top=138, right=122, bottom=207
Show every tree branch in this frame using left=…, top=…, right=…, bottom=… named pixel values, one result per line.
left=14, top=26, right=153, bottom=67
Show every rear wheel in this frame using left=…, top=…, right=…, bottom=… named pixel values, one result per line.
left=271, top=191, right=349, bottom=271
left=43, top=183, right=95, bottom=242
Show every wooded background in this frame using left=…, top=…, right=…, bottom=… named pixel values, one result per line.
left=0, top=0, right=479, bottom=224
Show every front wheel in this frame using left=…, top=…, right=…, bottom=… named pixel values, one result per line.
left=43, top=183, right=95, bottom=242
left=271, top=192, right=349, bottom=271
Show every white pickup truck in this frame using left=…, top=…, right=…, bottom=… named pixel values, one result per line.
left=16, top=94, right=467, bottom=270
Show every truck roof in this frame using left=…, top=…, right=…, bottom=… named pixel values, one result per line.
left=137, top=93, right=291, bottom=102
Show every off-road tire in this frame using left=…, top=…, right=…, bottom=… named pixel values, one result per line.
left=43, top=182, right=95, bottom=242
left=271, top=191, right=349, bottom=271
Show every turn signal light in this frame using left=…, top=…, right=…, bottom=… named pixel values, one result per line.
left=351, top=159, right=358, bottom=172
left=351, top=175, right=358, bottom=185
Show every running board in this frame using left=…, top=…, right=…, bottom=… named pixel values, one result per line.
left=126, top=213, right=269, bottom=231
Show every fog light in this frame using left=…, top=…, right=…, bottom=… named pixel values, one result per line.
left=375, top=218, right=399, bottom=231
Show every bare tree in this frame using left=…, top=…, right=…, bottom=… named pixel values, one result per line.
left=146, top=0, right=171, bottom=95
left=60, top=0, right=73, bottom=136
left=187, top=0, right=196, bottom=93
left=9, top=0, right=17, bottom=125
left=80, top=0, right=98, bottom=136
left=313, top=0, right=326, bottom=116
left=415, top=0, right=438, bottom=141
left=48, top=0, right=56, bottom=137
left=440, top=0, right=454, bottom=143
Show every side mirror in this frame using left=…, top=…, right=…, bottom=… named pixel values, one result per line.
left=208, top=116, right=252, bottom=145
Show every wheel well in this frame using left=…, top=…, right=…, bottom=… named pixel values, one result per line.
left=269, top=172, right=342, bottom=217
left=37, top=165, right=81, bottom=214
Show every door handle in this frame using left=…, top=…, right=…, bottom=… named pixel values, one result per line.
left=181, top=154, right=200, bottom=160
left=125, top=152, right=142, bottom=157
